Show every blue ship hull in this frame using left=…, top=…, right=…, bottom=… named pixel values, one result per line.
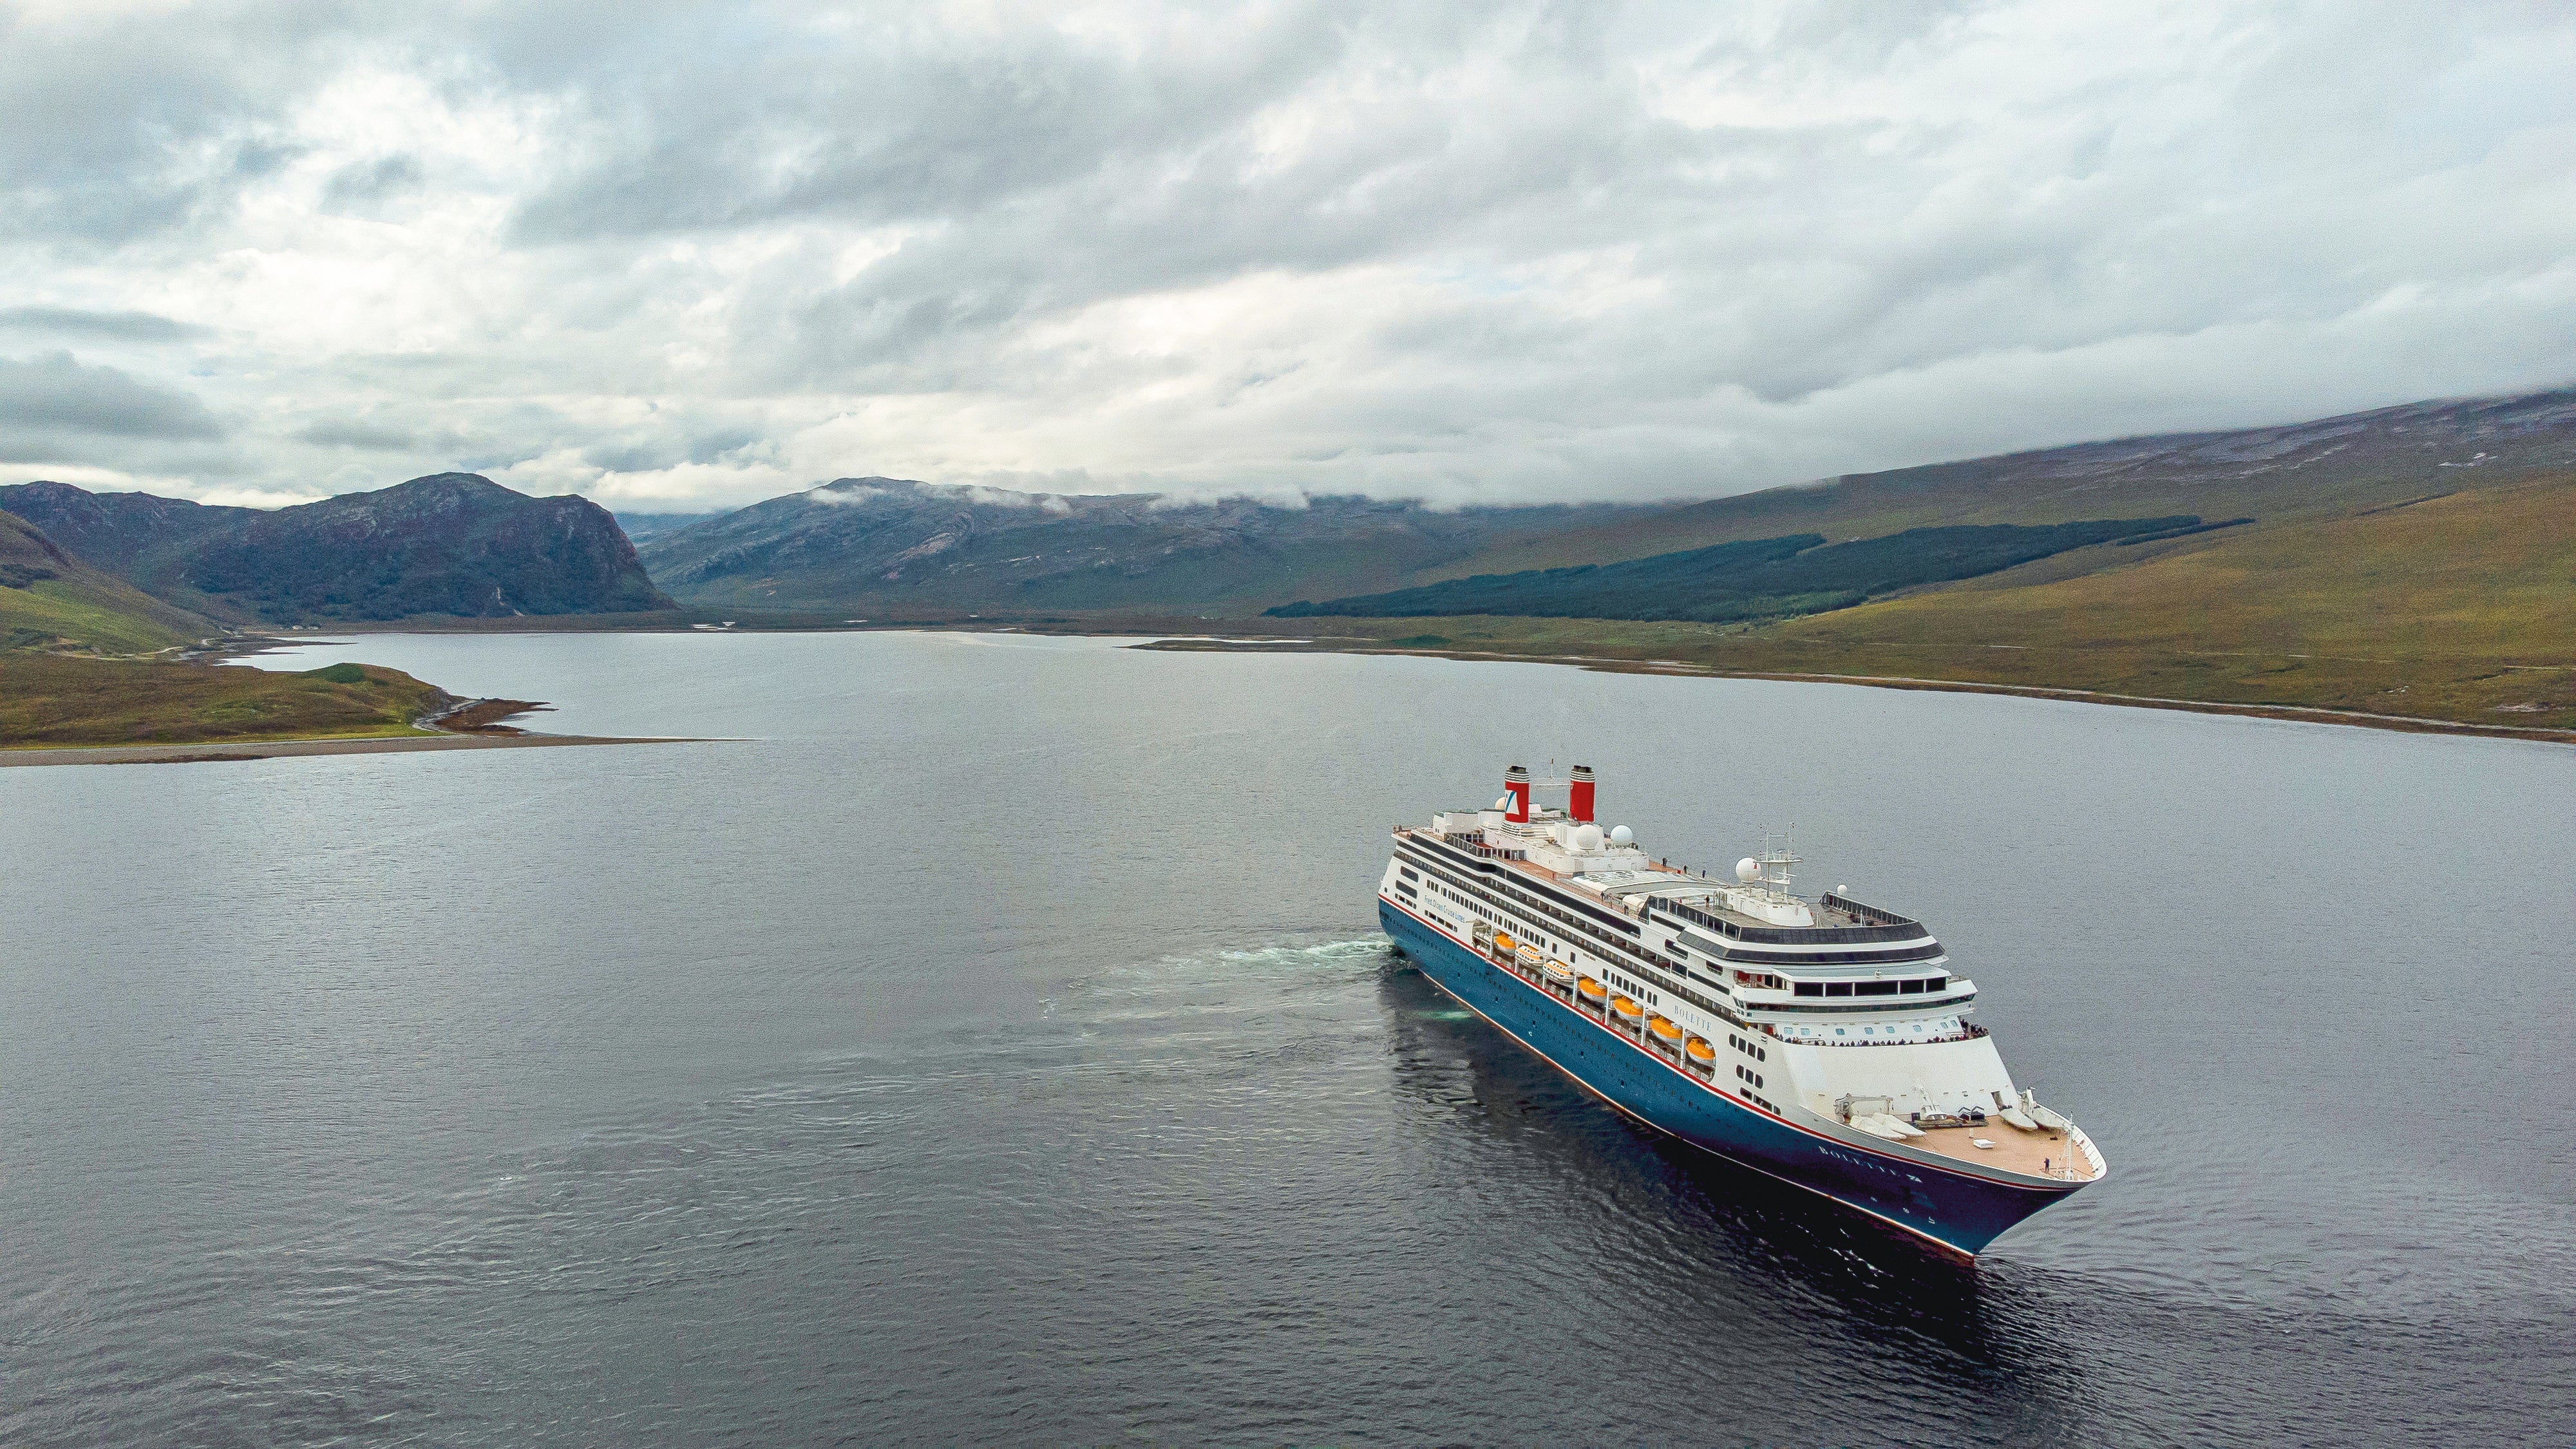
left=1380, top=898, right=2076, bottom=1257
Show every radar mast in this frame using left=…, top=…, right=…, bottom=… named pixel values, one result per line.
left=1757, top=826, right=1801, bottom=901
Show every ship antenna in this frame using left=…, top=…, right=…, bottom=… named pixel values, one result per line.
left=1759, top=824, right=1801, bottom=900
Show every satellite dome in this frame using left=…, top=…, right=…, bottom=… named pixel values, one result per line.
left=1735, top=857, right=1761, bottom=883
left=1609, top=825, right=1634, bottom=846
left=1571, top=824, right=1605, bottom=853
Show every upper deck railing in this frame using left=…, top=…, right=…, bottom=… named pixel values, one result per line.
left=1654, top=896, right=1931, bottom=945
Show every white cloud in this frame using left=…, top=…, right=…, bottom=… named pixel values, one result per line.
left=0, top=0, right=2570, bottom=511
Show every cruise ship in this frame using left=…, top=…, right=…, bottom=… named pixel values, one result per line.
left=1378, top=764, right=2105, bottom=1256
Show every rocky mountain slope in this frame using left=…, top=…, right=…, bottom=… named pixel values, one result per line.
left=0, top=474, right=674, bottom=623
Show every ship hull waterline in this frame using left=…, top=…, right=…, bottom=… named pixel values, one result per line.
left=1379, top=897, right=2079, bottom=1259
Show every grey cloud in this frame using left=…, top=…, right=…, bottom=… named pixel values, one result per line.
left=507, top=5, right=1354, bottom=243
left=321, top=153, right=424, bottom=213
left=298, top=420, right=419, bottom=450
left=0, top=307, right=209, bottom=341
left=0, top=352, right=223, bottom=439
left=0, top=3, right=312, bottom=245
left=582, top=439, right=680, bottom=473
left=583, top=426, right=769, bottom=473
left=2, top=1, right=2573, bottom=510
left=687, top=429, right=762, bottom=464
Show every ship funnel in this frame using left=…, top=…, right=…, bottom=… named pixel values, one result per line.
left=1503, top=764, right=1531, bottom=823
left=1569, top=764, right=1596, bottom=822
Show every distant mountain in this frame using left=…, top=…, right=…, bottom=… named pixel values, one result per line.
left=0, top=474, right=674, bottom=623
left=636, top=478, right=1654, bottom=615
left=638, top=388, right=2576, bottom=619
left=0, top=509, right=214, bottom=654
left=1269, top=516, right=2217, bottom=622
left=0, top=484, right=239, bottom=578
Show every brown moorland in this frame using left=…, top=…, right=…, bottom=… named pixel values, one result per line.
left=0, top=655, right=449, bottom=748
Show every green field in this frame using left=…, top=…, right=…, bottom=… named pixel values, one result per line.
left=0, top=511, right=213, bottom=656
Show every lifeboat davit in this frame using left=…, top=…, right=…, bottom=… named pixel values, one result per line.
left=1645, top=1014, right=1683, bottom=1054
left=1576, top=976, right=1607, bottom=1011
left=1609, top=995, right=1643, bottom=1032
left=1683, top=1036, right=1718, bottom=1074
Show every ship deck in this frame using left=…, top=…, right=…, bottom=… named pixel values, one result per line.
left=1487, top=849, right=1886, bottom=931
left=1905, top=1122, right=2090, bottom=1181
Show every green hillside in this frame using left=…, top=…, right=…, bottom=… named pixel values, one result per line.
left=1743, top=471, right=2576, bottom=727
left=0, top=510, right=213, bottom=655
left=1262, top=473, right=2576, bottom=733
left=0, top=507, right=468, bottom=751
left=1430, top=390, right=2576, bottom=584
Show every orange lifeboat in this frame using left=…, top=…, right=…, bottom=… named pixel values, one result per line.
left=1609, top=995, right=1643, bottom=1032
left=1646, top=1014, right=1684, bottom=1053
left=1683, top=1036, right=1718, bottom=1073
left=1576, top=976, right=1607, bottom=1010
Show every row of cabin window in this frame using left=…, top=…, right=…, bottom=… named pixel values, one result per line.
left=1792, top=976, right=1949, bottom=998
left=1727, top=1032, right=1768, bottom=1063
left=1407, top=855, right=1596, bottom=966
left=1410, top=857, right=1736, bottom=1026
left=1410, top=846, right=1633, bottom=957
left=1609, top=972, right=1660, bottom=1009
left=1734, top=1064, right=1765, bottom=1090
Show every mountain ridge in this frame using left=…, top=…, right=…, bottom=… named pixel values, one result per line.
left=0, top=473, right=674, bottom=623
left=636, top=477, right=1653, bottom=615
left=634, top=386, right=2576, bottom=619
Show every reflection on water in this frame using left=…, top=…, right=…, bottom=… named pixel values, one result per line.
left=3, top=630, right=2571, bottom=1446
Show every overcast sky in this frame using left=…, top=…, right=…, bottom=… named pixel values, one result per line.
left=3, top=1, right=2573, bottom=511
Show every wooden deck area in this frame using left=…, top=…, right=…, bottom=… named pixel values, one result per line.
left=1907, top=1122, right=2092, bottom=1180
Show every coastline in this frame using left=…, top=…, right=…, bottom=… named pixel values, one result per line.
left=0, top=730, right=700, bottom=768
left=1, top=663, right=705, bottom=766
left=1130, top=636, right=2576, bottom=746
left=33, top=622, right=2555, bottom=758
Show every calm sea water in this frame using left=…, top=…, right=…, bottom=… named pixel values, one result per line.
left=4, top=632, right=2571, bottom=1446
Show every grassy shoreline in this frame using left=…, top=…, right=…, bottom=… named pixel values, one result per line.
left=1130, top=634, right=2576, bottom=744
left=0, top=653, right=459, bottom=750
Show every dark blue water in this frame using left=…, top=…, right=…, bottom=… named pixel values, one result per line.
left=3, top=632, right=2570, bottom=1446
